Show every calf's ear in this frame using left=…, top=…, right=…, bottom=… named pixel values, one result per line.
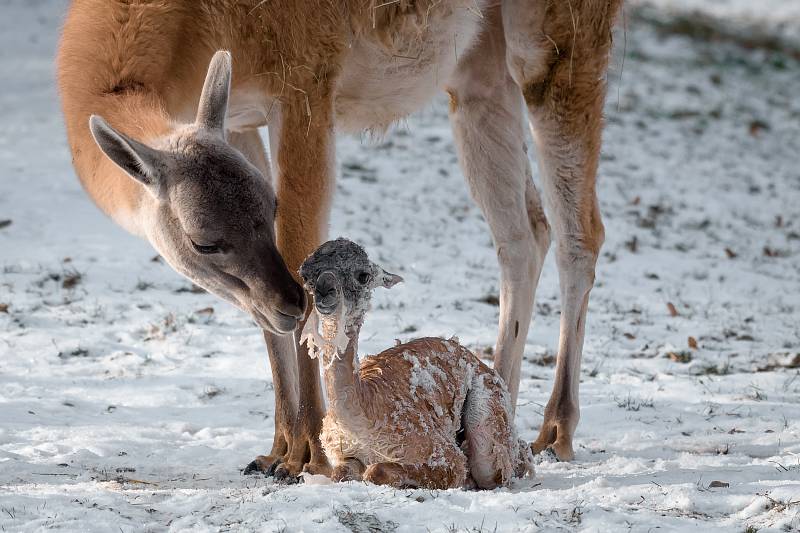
left=379, top=270, right=403, bottom=289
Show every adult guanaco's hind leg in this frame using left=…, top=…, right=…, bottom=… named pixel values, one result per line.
left=447, top=4, right=550, bottom=411
left=502, top=0, right=621, bottom=460
left=450, top=0, right=620, bottom=461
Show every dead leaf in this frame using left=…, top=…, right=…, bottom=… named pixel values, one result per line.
left=62, top=272, right=82, bottom=290
left=623, top=333, right=636, bottom=340
left=724, top=247, right=737, bottom=259
left=688, top=336, right=698, bottom=350
left=0, top=219, right=11, bottom=229
left=748, top=119, right=770, bottom=136
left=195, top=307, right=214, bottom=316
left=668, top=351, right=692, bottom=363
left=478, top=294, right=500, bottom=306
left=708, top=480, right=729, bottom=488
left=0, top=303, right=8, bottom=313
left=667, top=302, right=679, bottom=317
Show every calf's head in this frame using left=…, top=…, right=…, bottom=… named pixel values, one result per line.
left=299, top=238, right=402, bottom=329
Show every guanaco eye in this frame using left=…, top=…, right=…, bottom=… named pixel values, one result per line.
left=357, top=271, right=372, bottom=285
left=190, top=239, right=222, bottom=255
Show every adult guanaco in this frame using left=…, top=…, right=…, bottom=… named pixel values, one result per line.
left=58, top=0, right=621, bottom=479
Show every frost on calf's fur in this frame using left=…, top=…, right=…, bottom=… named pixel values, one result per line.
left=301, top=308, right=350, bottom=369
left=299, top=238, right=530, bottom=489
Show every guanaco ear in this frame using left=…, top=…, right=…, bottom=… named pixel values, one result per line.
left=379, top=269, right=403, bottom=289
left=89, top=115, right=167, bottom=200
left=195, top=50, right=231, bottom=136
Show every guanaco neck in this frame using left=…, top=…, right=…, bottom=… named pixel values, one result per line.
left=319, top=314, right=364, bottom=419
left=62, top=89, right=175, bottom=237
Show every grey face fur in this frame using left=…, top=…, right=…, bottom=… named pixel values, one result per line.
left=299, top=238, right=403, bottom=327
left=89, top=52, right=305, bottom=334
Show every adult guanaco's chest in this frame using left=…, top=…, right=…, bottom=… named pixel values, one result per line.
left=227, top=0, right=487, bottom=134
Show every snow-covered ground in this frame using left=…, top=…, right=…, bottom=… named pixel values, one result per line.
left=1, top=1, right=799, bottom=531
left=628, top=0, right=800, bottom=51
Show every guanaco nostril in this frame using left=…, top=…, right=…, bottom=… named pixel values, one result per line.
left=313, top=272, right=339, bottom=313
left=314, top=273, right=337, bottom=297
left=280, top=283, right=306, bottom=319
left=315, top=285, right=336, bottom=299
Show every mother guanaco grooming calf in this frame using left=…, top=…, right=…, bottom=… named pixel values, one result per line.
left=299, top=239, right=532, bottom=489
left=58, top=0, right=621, bottom=478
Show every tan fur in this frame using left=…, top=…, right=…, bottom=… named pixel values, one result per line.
left=58, top=0, right=621, bottom=473
left=299, top=239, right=530, bottom=489
left=319, top=332, right=526, bottom=489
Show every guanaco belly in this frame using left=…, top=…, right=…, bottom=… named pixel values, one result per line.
left=335, top=0, right=485, bottom=132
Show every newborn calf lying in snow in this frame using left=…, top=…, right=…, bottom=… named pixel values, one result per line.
left=300, top=238, right=532, bottom=489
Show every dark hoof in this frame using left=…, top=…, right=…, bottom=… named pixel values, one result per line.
left=243, top=460, right=264, bottom=476
left=266, top=458, right=282, bottom=477
left=243, top=457, right=282, bottom=476
left=273, top=464, right=300, bottom=484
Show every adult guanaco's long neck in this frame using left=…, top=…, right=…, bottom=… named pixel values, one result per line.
left=61, top=90, right=172, bottom=236
left=56, top=2, right=223, bottom=236
left=57, top=0, right=357, bottom=239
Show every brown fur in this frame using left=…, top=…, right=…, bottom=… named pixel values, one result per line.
left=298, top=239, right=529, bottom=489
left=319, top=335, right=526, bottom=489
left=58, top=0, right=622, bottom=473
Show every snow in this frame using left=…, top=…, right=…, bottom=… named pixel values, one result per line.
left=1, top=1, right=799, bottom=531
left=628, top=0, right=800, bottom=51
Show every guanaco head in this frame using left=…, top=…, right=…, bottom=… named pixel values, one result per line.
left=299, top=238, right=403, bottom=329
left=88, top=51, right=305, bottom=334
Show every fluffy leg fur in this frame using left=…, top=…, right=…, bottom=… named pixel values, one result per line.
left=363, top=446, right=468, bottom=490
left=461, top=368, right=518, bottom=488
left=331, top=458, right=367, bottom=482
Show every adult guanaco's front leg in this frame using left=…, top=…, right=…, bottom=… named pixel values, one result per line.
left=228, top=130, right=301, bottom=477
left=268, top=96, right=336, bottom=479
left=447, top=5, right=550, bottom=408
left=503, top=0, right=621, bottom=460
